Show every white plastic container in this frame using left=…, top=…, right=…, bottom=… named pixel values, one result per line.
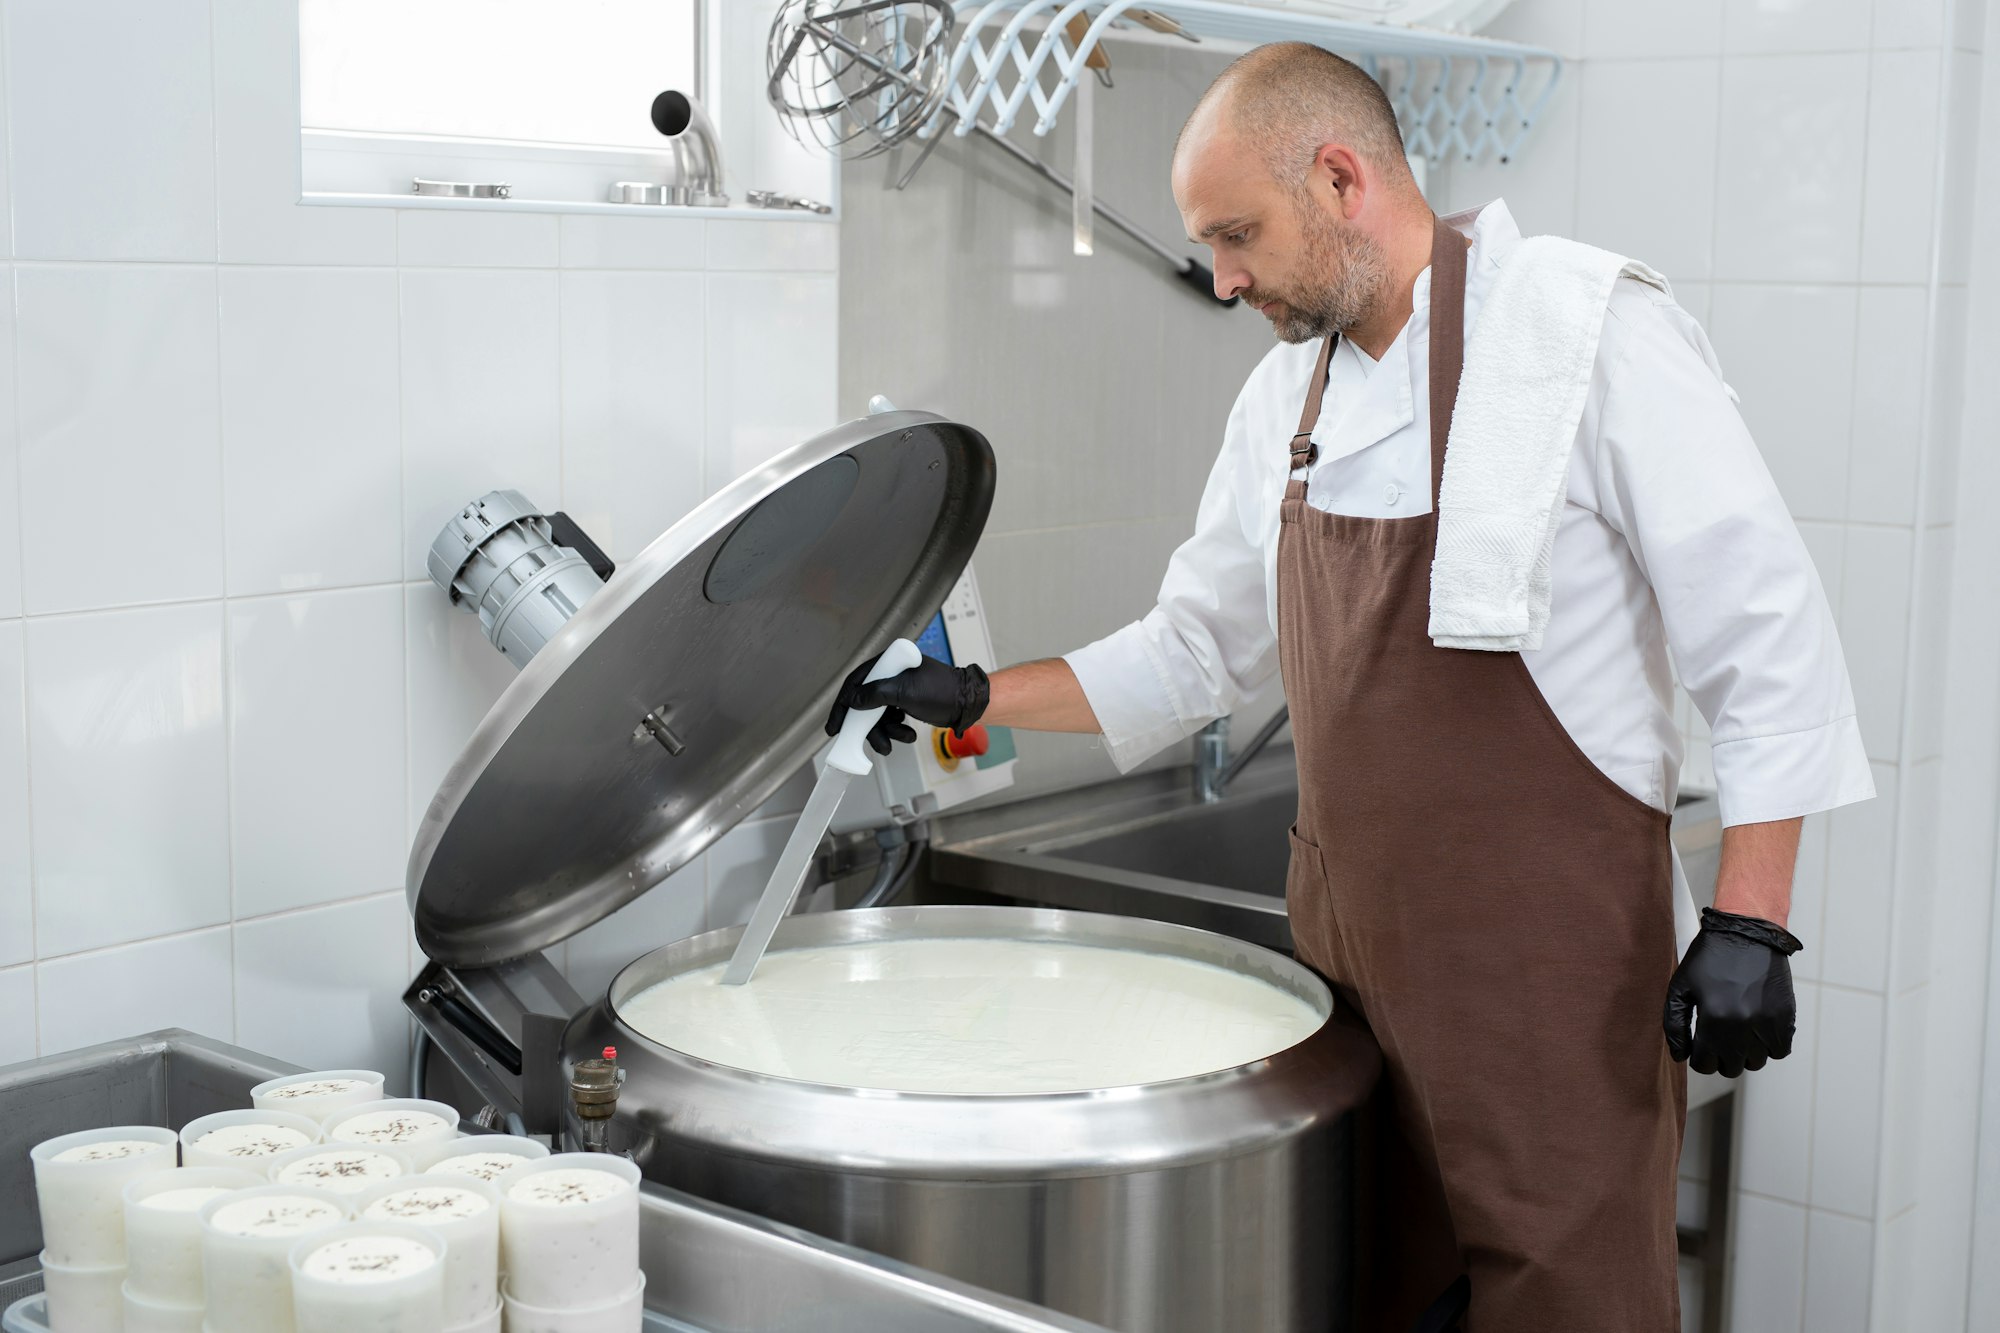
left=123, top=1167, right=264, bottom=1305
left=445, top=1302, right=503, bottom=1333
left=287, top=1221, right=447, bottom=1333
left=415, top=1134, right=548, bottom=1178
left=198, top=1185, right=350, bottom=1333
left=267, top=1144, right=412, bottom=1196
left=322, top=1098, right=462, bottom=1150
left=357, top=1177, right=500, bottom=1325
left=121, top=1281, right=205, bottom=1333
left=39, top=1251, right=127, bottom=1333
left=500, top=1272, right=646, bottom=1333
left=494, top=1155, right=641, bottom=1310
left=249, top=1071, right=387, bottom=1125
left=178, top=1109, right=321, bottom=1172
left=31, top=1125, right=180, bottom=1266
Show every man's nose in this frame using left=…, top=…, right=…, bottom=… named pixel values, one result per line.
left=1214, top=262, right=1250, bottom=303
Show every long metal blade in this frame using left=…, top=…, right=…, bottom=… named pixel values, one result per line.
left=720, top=767, right=853, bottom=985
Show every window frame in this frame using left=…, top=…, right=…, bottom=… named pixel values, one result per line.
left=294, top=0, right=838, bottom=222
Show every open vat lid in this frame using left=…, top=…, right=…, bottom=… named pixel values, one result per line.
left=407, top=409, right=995, bottom=969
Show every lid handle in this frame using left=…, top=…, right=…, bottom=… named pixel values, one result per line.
left=825, top=639, right=922, bottom=776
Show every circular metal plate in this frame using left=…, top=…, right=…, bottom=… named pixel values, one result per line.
left=408, top=410, right=995, bottom=967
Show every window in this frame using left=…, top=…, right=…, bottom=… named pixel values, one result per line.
left=296, top=0, right=828, bottom=216
left=301, top=0, right=698, bottom=150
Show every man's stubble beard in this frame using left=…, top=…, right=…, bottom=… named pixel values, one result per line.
left=1255, top=196, right=1390, bottom=345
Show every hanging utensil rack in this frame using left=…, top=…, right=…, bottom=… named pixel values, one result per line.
left=913, top=0, right=1563, bottom=169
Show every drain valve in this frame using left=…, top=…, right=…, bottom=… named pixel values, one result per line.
left=570, top=1046, right=623, bottom=1153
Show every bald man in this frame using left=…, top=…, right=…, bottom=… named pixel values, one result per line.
left=830, top=41, right=1872, bottom=1332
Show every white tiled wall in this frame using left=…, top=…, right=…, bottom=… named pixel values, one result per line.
left=0, top=0, right=840, bottom=1084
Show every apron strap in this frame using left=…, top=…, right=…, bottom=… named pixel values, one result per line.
left=1427, top=217, right=1471, bottom=509
left=1290, top=334, right=1336, bottom=471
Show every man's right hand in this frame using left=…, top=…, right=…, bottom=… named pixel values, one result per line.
left=825, top=653, right=990, bottom=756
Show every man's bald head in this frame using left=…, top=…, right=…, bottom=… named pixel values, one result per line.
left=1177, top=42, right=1413, bottom=192
left=1171, top=43, right=1427, bottom=345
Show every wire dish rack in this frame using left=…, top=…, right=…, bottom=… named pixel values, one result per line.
left=920, top=0, right=1563, bottom=167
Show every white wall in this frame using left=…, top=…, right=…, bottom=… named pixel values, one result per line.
left=0, top=0, right=841, bottom=1085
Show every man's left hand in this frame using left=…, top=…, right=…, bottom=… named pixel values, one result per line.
left=1662, top=907, right=1803, bottom=1078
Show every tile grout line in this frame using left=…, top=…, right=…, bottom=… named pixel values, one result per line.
left=0, top=0, right=38, bottom=1058
left=206, top=0, right=237, bottom=1043
left=1871, top=10, right=1966, bottom=1322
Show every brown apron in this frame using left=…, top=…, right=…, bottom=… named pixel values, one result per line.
left=1278, top=218, right=1684, bottom=1333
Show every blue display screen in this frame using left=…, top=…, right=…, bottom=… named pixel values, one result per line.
left=915, top=610, right=953, bottom=666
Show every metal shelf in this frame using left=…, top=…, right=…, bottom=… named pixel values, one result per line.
left=924, top=0, right=1564, bottom=167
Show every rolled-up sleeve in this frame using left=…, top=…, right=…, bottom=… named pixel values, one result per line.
left=1065, top=391, right=1282, bottom=772
left=1596, top=292, right=1875, bottom=828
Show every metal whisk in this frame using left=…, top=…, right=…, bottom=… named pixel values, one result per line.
left=766, top=0, right=957, bottom=159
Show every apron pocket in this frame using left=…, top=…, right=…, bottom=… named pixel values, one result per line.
left=1285, top=825, right=1337, bottom=976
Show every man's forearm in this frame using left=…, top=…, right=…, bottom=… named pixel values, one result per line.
left=983, top=659, right=1103, bottom=734
left=1712, top=816, right=1803, bottom=927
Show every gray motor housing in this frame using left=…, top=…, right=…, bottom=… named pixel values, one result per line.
left=428, top=490, right=612, bottom=666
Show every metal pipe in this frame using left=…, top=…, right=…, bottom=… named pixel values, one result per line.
left=410, top=1026, right=433, bottom=1100
left=943, top=125, right=1234, bottom=305
left=804, top=17, right=1233, bottom=305
left=1221, top=706, right=1290, bottom=792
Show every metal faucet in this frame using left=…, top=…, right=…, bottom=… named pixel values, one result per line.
left=1191, top=707, right=1291, bottom=803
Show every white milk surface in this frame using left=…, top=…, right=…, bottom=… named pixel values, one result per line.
left=300, top=1234, right=436, bottom=1283
left=195, top=1123, right=313, bottom=1159
left=618, top=937, right=1324, bottom=1094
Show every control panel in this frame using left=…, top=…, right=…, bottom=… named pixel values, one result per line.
left=836, top=564, right=1017, bottom=829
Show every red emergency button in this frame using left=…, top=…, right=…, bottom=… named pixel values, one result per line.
left=934, top=724, right=990, bottom=769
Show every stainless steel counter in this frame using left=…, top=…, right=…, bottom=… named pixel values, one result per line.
left=0, top=1031, right=1105, bottom=1333
left=927, top=744, right=1725, bottom=949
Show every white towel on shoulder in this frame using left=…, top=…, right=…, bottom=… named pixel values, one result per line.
left=1428, top=236, right=1671, bottom=652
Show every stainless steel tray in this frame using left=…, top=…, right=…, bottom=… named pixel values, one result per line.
left=3, top=1292, right=704, bottom=1332
left=1, top=1030, right=1104, bottom=1333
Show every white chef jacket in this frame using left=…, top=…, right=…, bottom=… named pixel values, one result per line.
left=1067, top=201, right=1874, bottom=884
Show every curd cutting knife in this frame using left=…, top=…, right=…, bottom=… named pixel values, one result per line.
left=720, top=637, right=922, bottom=985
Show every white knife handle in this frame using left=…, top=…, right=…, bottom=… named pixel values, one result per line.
left=825, top=638, right=921, bottom=777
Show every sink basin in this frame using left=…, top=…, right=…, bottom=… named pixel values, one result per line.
left=928, top=747, right=1723, bottom=955
left=1048, top=786, right=1295, bottom=897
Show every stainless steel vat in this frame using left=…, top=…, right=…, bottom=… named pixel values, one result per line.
left=565, top=905, right=1381, bottom=1333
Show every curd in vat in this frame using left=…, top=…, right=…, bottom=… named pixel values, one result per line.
left=618, top=937, right=1323, bottom=1093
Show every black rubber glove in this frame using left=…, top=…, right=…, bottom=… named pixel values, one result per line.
left=1663, top=907, right=1803, bottom=1078
left=824, top=653, right=990, bottom=757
